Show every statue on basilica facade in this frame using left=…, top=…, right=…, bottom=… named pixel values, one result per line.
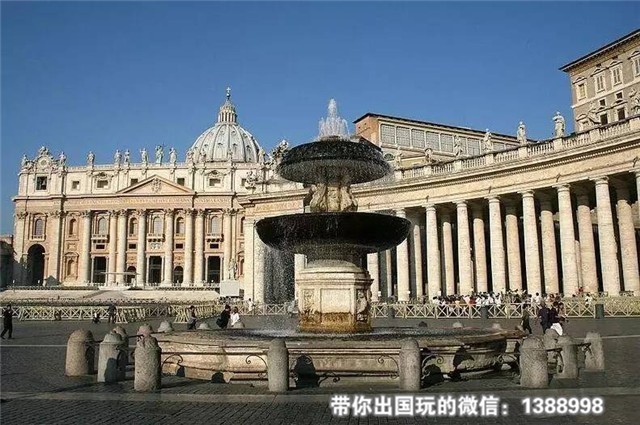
left=58, top=151, right=66, bottom=167
left=394, top=150, right=403, bottom=168
left=483, top=130, right=493, bottom=153
left=198, top=148, right=207, bottom=164
left=114, top=149, right=122, bottom=165
left=258, top=146, right=266, bottom=164
left=140, top=148, right=149, bottom=165
left=169, top=147, right=177, bottom=165
left=228, top=258, right=238, bottom=280
left=632, top=96, right=640, bottom=115
left=453, top=135, right=463, bottom=157
left=155, top=145, right=164, bottom=164
left=245, top=170, right=258, bottom=189
left=553, top=112, right=566, bottom=138
left=587, top=102, right=599, bottom=126
left=123, top=149, right=131, bottom=166
left=185, top=148, right=195, bottom=164
left=517, top=122, right=527, bottom=145
left=424, top=147, right=433, bottom=164
left=21, top=154, right=28, bottom=169
left=87, top=151, right=95, bottom=166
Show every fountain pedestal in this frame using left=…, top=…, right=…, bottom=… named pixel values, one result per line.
left=297, top=259, right=372, bottom=333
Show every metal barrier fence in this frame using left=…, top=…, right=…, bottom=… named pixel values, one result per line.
left=8, top=298, right=640, bottom=323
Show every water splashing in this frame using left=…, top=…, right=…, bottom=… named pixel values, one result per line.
left=318, top=99, right=349, bottom=139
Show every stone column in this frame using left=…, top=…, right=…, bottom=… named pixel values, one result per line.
left=367, top=252, right=380, bottom=302
left=116, top=210, right=127, bottom=285
left=223, top=209, right=233, bottom=281
left=488, top=197, right=506, bottom=293
left=425, top=204, right=441, bottom=298
left=135, top=210, right=147, bottom=285
left=108, top=211, right=118, bottom=285
left=244, top=218, right=255, bottom=300
left=556, top=185, right=579, bottom=296
left=12, top=212, right=27, bottom=283
left=576, top=193, right=598, bottom=294
left=183, top=209, right=194, bottom=286
left=505, top=202, right=523, bottom=291
left=615, top=184, right=640, bottom=294
left=162, top=209, right=174, bottom=286
left=441, top=209, right=455, bottom=295
left=539, top=198, right=559, bottom=294
left=411, top=220, right=424, bottom=299
left=194, top=210, right=205, bottom=285
left=472, top=204, right=488, bottom=294
left=594, top=177, right=621, bottom=295
left=395, top=209, right=410, bottom=301
left=44, top=211, right=65, bottom=281
left=385, top=249, right=393, bottom=298
left=254, top=234, right=266, bottom=303
left=456, top=201, right=472, bottom=295
left=521, top=191, right=542, bottom=296
left=79, top=211, right=92, bottom=283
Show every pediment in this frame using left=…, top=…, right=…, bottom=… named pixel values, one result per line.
left=118, top=175, right=195, bottom=195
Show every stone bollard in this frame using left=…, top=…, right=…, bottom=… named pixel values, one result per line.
left=491, top=323, right=503, bottom=330
left=452, top=321, right=463, bottom=328
left=134, top=335, right=162, bottom=392
left=584, top=332, right=605, bottom=371
left=543, top=328, right=559, bottom=364
left=97, top=332, right=127, bottom=383
left=157, top=320, right=174, bottom=333
left=267, top=339, right=289, bottom=392
left=137, top=324, right=153, bottom=338
left=399, top=339, right=421, bottom=391
left=556, top=335, right=578, bottom=379
left=112, top=326, right=129, bottom=365
left=65, top=329, right=95, bottom=376
left=232, top=321, right=245, bottom=329
left=198, top=322, right=211, bottom=330
left=519, top=336, right=548, bottom=388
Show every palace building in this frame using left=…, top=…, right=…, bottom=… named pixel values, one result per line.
left=8, top=30, right=640, bottom=300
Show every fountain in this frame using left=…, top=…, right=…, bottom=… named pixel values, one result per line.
left=156, top=100, right=518, bottom=386
left=256, top=99, right=410, bottom=333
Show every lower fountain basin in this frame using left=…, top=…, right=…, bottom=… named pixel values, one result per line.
left=256, top=212, right=411, bottom=256
left=157, top=327, right=515, bottom=385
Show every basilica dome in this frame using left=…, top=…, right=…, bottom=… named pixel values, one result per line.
left=189, top=89, right=263, bottom=163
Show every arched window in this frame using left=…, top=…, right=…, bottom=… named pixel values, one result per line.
left=129, top=218, right=138, bottom=235
left=152, top=216, right=163, bottom=234
left=209, top=216, right=221, bottom=234
left=175, top=217, right=185, bottom=235
left=97, top=217, right=107, bottom=235
left=33, top=218, right=45, bottom=238
left=68, top=218, right=77, bottom=236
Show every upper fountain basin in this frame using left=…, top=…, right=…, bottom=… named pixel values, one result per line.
left=276, top=138, right=391, bottom=184
left=256, top=212, right=411, bottom=256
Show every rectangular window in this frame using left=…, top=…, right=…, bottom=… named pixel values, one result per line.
left=36, top=176, right=48, bottom=190
left=95, top=244, right=105, bottom=250
left=576, top=83, right=586, bottom=100
left=380, top=124, right=395, bottom=145
left=600, top=113, right=609, bottom=125
left=611, top=66, right=622, bottom=86
left=130, top=178, right=138, bottom=185
left=96, top=180, right=109, bottom=189
left=595, top=74, right=605, bottom=92
left=177, top=177, right=185, bottom=186
left=440, top=134, right=453, bottom=152
left=175, top=243, right=184, bottom=250
left=599, top=98, right=607, bottom=107
left=208, top=178, right=221, bottom=187
left=411, top=129, right=425, bottom=148
left=617, top=107, right=626, bottom=121
left=426, top=132, right=439, bottom=150
left=209, top=243, right=219, bottom=249
left=396, top=126, right=410, bottom=146
left=615, top=91, right=623, bottom=101
left=634, top=56, right=640, bottom=76
left=128, top=243, right=137, bottom=250
left=71, top=180, right=80, bottom=190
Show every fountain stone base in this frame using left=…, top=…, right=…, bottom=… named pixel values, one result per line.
left=297, top=258, right=373, bottom=333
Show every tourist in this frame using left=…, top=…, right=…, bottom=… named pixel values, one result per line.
left=107, top=302, right=117, bottom=324
left=187, top=305, right=197, bottom=330
left=92, top=311, right=101, bottom=324
left=521, top=306, right=533, bottom=334
left=1, top=304, right=16, bottom=339
left=216, top=304, right=231, bottom=329
left=537, top=303, right=550, bottom=333
left=246, top=298, right=254, bottom=313
left=549, top=302, right=563, bottom=335
left=230, top=307, right=241, bottom=327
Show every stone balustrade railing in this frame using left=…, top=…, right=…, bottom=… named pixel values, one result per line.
left=399, top=115, right=640, bottom=181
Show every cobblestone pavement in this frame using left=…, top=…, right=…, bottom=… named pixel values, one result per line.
left=1, top=317, right=639, bottom=424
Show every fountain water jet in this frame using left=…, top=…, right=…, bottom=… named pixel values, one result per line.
left=257, top=100, right=411, bottom=333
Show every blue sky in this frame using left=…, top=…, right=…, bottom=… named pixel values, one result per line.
left=1, top=1, right=639, bottom=233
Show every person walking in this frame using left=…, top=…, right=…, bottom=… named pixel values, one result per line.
left=537, top=303, right=550, bottom=333
left=230, top=307, right=241, bottom=328
left=107, top=302, right=117, bottom=324
left=216, top=304, right=231, bottom=329
left=521, top=306, right=533, bottom=334
left=1, top=304, right=16, bottom=339
left=187, top=306, right=197, bottom=330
